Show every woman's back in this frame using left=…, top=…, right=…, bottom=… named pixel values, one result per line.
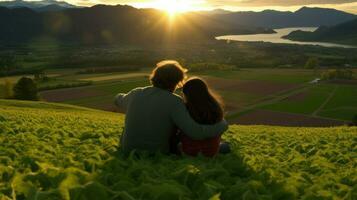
left=181, top=78, right=224, bottom=157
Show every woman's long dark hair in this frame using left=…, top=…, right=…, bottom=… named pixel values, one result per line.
left=183, top=78, right=224, bottom=125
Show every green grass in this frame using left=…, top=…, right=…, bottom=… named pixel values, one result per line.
left=0, top=100, right=356, bottom=200
left=322, top=85, right=357, bottom=109
left=261, top=85, right=333, bottom=115
left=318, top=108, right=357, bottom=121
left=313, top=85, right=357, bottom=121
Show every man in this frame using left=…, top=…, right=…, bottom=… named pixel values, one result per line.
left=115, top=60, right=228, bottom=154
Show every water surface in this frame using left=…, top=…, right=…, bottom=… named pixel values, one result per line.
left=216, top=27, right=356, bottom=48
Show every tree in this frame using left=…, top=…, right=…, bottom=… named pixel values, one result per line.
left=13, top=77, right=38, bottom=100
left=305, top=57, right=319, bottom=69
left=3, top=79, right=13, bottom=99
left=0, top=55, right=19, bottom=76
left=33, top=69, right=49, bottom=82
left=321, top=69, right=353, bottom=80
left=305, top=57, right=320, bottom=77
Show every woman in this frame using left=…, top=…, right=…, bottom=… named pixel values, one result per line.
left=180, top=77, right=226, bottom=157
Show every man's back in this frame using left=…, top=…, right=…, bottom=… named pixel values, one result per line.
left=119, top=86, right=179, bottom=153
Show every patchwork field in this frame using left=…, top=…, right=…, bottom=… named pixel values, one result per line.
left=255, top=84, right=357, bottom=122
left=1, top=68, right=356, bottom=126
left=200, top=69, right=357, bottom=126
left=0, top=100, right=356, bottom=199
left=37, top=68, right=312, bottom=113
left=262, top=85, right=332, bottom=115
left=41, top=79, right=149, bottom=111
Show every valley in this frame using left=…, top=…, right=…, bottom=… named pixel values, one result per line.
left=2, top=67, right=356, bottom=126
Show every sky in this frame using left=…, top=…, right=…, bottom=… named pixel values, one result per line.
left=11, top=0, right=357, bottom=13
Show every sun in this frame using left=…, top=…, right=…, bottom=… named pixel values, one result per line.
left=155, top=0, right=191, bottom=16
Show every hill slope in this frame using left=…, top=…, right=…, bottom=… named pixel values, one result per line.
left=0, top=100, right=356, bottom=199
left=284, top=18, right=357, bottom=45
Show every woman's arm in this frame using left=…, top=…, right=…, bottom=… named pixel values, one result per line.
left=170, top=100, right=228, bottom=140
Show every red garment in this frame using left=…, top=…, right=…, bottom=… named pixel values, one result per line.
left=180, top=134, right=221, bottom=157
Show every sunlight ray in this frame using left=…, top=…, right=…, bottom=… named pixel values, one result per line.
left=155, top=0, right=192, bottom=16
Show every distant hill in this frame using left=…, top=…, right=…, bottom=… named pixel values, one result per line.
left=0, top=5, right=274, bottom=44
left=213, top=7, right=356, bottom=28
left=198, top=9, right=232, bottom=15
left=0, top=0, right=78, bottom=11
left=284, top=18, right=357, bottom=45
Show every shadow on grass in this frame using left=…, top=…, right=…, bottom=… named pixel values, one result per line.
left=85, top=143, right=296, bottom=200
left=1, top=138, right=297, bottom=200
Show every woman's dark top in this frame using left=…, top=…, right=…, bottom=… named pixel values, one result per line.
left=181, top=101, right=222, bottom=157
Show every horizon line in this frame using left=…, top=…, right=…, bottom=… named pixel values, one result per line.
left=0, top=0, right=357, bottom=14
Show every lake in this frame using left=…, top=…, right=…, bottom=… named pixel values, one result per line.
left=216, top=27, right=356, bottom=48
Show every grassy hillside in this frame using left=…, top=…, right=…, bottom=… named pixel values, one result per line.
left=0, top=100, right=356, bottom=200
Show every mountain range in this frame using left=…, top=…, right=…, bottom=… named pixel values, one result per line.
left=1, top=1, right=355, bottom=28
left=211, top=7, right=356, bottom=28
left=0, top=2, right=356, bottom=45
left=0, top=0, right=78, bottom=11
left=0, top=5, right=274, bottom=44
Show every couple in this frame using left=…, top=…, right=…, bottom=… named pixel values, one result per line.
left=115, top=60, right=229, bottom=157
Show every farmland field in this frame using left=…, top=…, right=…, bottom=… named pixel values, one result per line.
left=41, top=79, right=149, bottom=111
left=198, top=69, right=316, bottom=83
left=0, top=100, right=356, bottom=200
left=29, top=68, right=357, bottom=126
left=1, top=68, right=357, bottom=126
left=322, top=85, right=357, bottom=109
left=261, top=85, right=333, bottom=115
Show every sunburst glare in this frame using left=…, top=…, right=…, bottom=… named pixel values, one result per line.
left=155, top=0, right=192, bottom=17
